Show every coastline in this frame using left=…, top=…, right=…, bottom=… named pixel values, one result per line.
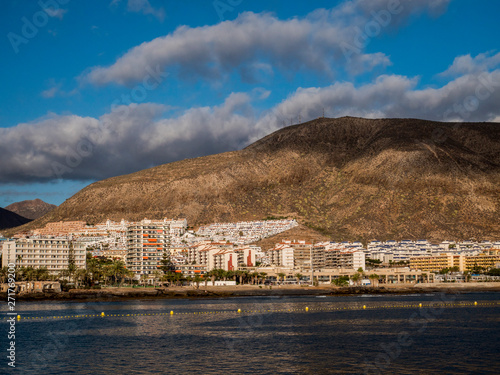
left=6, top=282, right=500, bottom=302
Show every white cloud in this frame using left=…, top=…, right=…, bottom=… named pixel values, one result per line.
left=111, top=0, right=165, bottom=21
left=85, top=0, right=449, bottom=86
left=251, top=67, right=500, bottom=141
left=440, top=51, right=500, bottom=76
left=0, top=97, right=255, bottom=183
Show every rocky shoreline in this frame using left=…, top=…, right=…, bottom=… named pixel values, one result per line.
left=4, top=283, right=500, bottom=302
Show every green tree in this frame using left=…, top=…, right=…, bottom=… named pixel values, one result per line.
left=193, top=274, right=202, bottom=289
left=160, top=252, right=173, bottom=273
left=152, top=270, right=163, bottom=288
left=332, top=276, right=349, bottom=287
left=295, top=273, right=303, bottom=284
left=369, top=273, right=379, bottom=287
left=0, top=267, right=8, bottom=283
left=277, top=272, right=286, bottom=284
left=351, top=272, right=361, bottom=286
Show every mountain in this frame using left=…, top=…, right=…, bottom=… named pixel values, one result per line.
left=7, top=117, right=500, bottom=242
left=0, top=207, right=32, bottom=230
left=5, top=199, right=57, bottom=220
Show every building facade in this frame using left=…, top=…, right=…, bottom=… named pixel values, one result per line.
left=1, top=238, right=86, bottom=273
left=126, top=218, right=187, bottom=275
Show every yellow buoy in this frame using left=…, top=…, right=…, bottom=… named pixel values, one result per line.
left=419, top=303, right=422, bottom=308
left=305, top=307, right=309, bottom=312
left=363, top=305, right=366, bottom=309
left=237, top=309, right=241, bottom=313
left=474, top=301, right=478, bottom=306
left=17, top=315, right=21, bottom=321
left=101, top=312, right=105, bottom=317
left=170, top=310, right=174, bottom=315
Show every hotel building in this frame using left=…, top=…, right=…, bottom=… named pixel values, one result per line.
left=1, top=237, right=86, bottom=273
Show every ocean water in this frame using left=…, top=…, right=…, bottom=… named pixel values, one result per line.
left=2, top=292, right=499, bottom=374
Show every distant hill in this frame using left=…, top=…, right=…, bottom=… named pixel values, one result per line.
left=5, top=199, right=57, bottom=220
left=8, top=117, right=500, bottom=242
left=0, top=207, right=32, bottom=230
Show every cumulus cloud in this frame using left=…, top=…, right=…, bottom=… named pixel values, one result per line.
left=440, top=51, right=500, bottom=77
left=252, top=65, right=500, bottom=141
left=85, top=0, right=449, bottom=86
left=7, top=50, right=500, bottom=185
left=0, top=96, right=255, bottom=183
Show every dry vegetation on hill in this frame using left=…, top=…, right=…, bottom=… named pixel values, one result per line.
left=7, top=117, right=500, bottom=242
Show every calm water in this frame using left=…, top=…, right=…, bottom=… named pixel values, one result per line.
left=2, top=292, right=499, bottom=374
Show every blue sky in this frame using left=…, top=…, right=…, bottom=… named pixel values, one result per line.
left=1, top=0, right=499, bottom=208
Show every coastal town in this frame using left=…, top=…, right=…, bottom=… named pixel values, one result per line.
left=1, top=217, right=500, bottom=291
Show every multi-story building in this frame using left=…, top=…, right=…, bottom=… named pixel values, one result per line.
left=267, top=243, right=294, bottom=268
left=1, top=237, right=86, bottom=273
left=33, top=221, right=87, bottom=236
left=126, top=218, right=187, bottom=275
left=410, top=252, right=500, bottom=273
left=338, top=250, right=365, bottom=271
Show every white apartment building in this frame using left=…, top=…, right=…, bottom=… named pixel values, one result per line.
left=126, top=218, right=187, bottom=275
left=1, top=238, right=86, bottom=273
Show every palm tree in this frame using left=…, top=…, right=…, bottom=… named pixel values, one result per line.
left=110, top=261, right=126, bottom=286
left=240, top=271, right=250, bottom=285
left=277, top=272, right=286, bottom=284
left=102, top=265, right=115, bottom=286
left=0, top=267, right=8, bottom=283
left=124, top=270, right=136, bottom=286
left=35, top=267, right=50, bottom=281
left=294, top=273, right=303, bottom=284
left=369, top=273, right=379, bottom=287
left=152, top=270, right=163, bottom=288
left=259, top=272, right=267, bottom=284
left=351, top=272, right=361, bottom=286
left=74, top=269, right=87, bottom=289
left=193, top=274, right=202, bottom=289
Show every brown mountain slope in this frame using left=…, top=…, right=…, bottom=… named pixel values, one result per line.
left=8, top=117, right=500, bottom=241
left=252, top=224, right=330, bottom=251
left=5, top=199, right=57, bottom=220
left=0, top=207, right=32, bottom=230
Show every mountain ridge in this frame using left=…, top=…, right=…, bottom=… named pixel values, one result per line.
left=0, top=207, right=32, bottom=230
left=5, top=198, right=57, bottom=220
left=5, top=117, right=500, bottom=241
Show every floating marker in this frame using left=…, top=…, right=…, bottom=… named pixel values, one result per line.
left=170, top=310, right=174, bottom=315
left=101, top=312, right=105, bottom=317
left=305, top=307, right=309, bottom=311
left=419, top=303, right=422, bottom=308
left=363, top=305, right=366, bottom=310
left=17, top=315, right=21, bottom=321
left=474, top=301, right=477, bottom=306
left=237, top=309, right=241, bottom=313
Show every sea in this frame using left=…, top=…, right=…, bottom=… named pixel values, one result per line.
left=2, top=292, right=499, bottom=374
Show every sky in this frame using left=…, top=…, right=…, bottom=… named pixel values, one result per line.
left=1, top=0, right=499, bottom=207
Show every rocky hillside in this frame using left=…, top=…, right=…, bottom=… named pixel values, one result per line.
left=0, top=207, right=32, bottom=230
left=8, top=117, right=500, bottom=242
left=5, top=198, right=57, bottom=220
